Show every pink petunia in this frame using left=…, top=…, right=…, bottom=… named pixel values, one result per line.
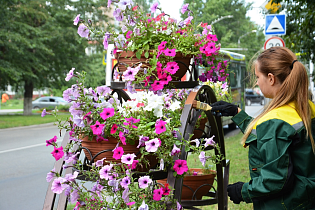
left=153, top=188, right=164, bottom=201
left=162, top=183, right=171, bottom=195
left=46, top=136, right=57, bottom=146
left=113, top=146, right=124, bottom=160
left=111, top=124, right=118, bottom=134
left=125, top=117, right=140, bottom=124
left=151, top=80, right=164, bottom=91
left=206, top=34, right=218, bottom=42
left=158, top=73, right=172, bottom=85
left=126, top=201, right=136, bottom=207
left=158, top=41, right=167, bottom=51
left=138, top=176, right=152, bottom=189
left=164, top=61, right=179, bottom=74
left=51, top=146, right=64, bottom=161
left=171, top=144, right=181, bottom=156
left=205, top=42, right=216, bottom=55
left=90, top=121, right=105, bottom=135
left=163, top=48, right=176, bottom=57
left=100, top=107, right=115, bottom=120
left=173, top=159, right=188, bottom=175
left=119, top=131, right=126, bottom=145
left=155, top=119, right=167, bottom=134
left=129, top=159, right=139, bottom=170
left=126, top=30, right=132, bottom=39
left=99, top=164, right=113, bottom=180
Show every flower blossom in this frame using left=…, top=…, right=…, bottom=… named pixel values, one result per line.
left=171, top=144, right=181, bottom=156
left=138, top=176, right=152, bottom=189
left=164, top=61, right=179, bottom=74
left=158, top=41, right=167, bottom=51
left=120, top=176, right=131, bottom=189
left=145, top=138, right=161, bottom=152
left=163, top=48, right=176, bottom=57
left=119, top=131, right=126, bottom=145
left=73, top=14, right=80, bottom=25
left=151, top=80, right=164, bottom=91
left=113, top=146, right=124, bottom=160
left=90, top=121, right=105, bottom=135
left=199, top=151, right=206, bottom=166
left=181, top=3, right=189, bottom=14
left=153, top=188, right=163, bottom=201
left=121, top=153, right=136, bottom=165
left=65, top=68, right=75, bottom=81
left=51, top=146, right=64, bottom=161
left=41, top=109, right=47, bottom=117
left=99, top=164, right=113, bottom=180
left=162, top=183, right=171, bottom=195
left=204, top=135, right=216, bottom=148
left=111, top=124, right=118, bottom=134
left=46, top=136, right=57, bottom=146
left=46, top=168, right=55, bottom=182
left=155, top=119, right=167, bottom=134
left=51, top=177, right=66, bottom=194
left=100, top=107, right=115, bottom=120
left=126, top=30, right=132, bottom=39
left=173, top=159, right=188, bottom=175
left=77, top=24, right=89, bottom=38
left=150, top=2, right=159, bottom=13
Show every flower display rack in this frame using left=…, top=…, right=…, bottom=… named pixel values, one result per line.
left=43, top=85, right=230, bottom=210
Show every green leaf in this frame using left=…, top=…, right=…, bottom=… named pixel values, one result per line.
left=144, top=51, right=149, bottom=58
left=136, top=51, right=141, bottom=60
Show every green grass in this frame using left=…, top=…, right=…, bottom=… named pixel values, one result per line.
left=0, top=99, right=23, bottom=109
left=187, top=132, right=253, bottom=210
left=0, top=113, right=70, bottom=129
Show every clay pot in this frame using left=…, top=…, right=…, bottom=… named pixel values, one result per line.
left=115, top=50, right=192, bottom=80
left=158, top=168, right=216, bottom=200
left=81, top=136, right=158, bottom=171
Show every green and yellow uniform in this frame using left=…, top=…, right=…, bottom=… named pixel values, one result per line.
left=232, top=101, right=315, bottom=209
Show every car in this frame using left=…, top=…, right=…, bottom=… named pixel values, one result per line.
left=32, top=96, right=70, bottom=109
left=245, top=89, right=264, bottom=106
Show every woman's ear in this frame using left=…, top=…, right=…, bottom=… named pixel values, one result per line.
left=267, top=73, right=276, bottom=86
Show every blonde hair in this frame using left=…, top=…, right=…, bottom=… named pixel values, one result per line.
left=242, top=47, right=315, bottom=152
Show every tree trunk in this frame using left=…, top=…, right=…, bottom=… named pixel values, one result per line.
left=23, top=80, right=33, bottom=116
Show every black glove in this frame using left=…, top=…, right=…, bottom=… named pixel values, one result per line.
left=210, top=101, right=239, bottom=117
left=227, top=182, right=244, bottom=204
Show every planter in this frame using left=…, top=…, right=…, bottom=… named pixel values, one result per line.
left=81, top=136, right=158, bottom=171
left=115, top=50, right=193, bottom=80
left=158, top=168, right=216, bottom=200
left=192, top=117, right=208, bottom=139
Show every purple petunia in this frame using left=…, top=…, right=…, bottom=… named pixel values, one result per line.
left=51, top=177, right=66, bottom=194
left=145, top=138, right=161, bottom=152
left=150, top=2, right=159, bottom=13
left=99, top=164, right=113, bottom=180
left=46, top=168, right=55, bottom=182
left=77, top=24, right=89, bottom=39
left=199, top=151, right=206, bottom=166
left=171, top=144, right=181, bottom=156
left=204, top=135, right=216, bottom=148
left=120, top=176, right=131, bottom=189
left=73, top=14, right=80, bottom=25
left=138, top=176, right=152, bottom=189
left=41, top=109, right=47, bottom=117
left=181, top=3, right=189, bottom=14
left=65, top=68, right=75, bottom=81
left=121, top=153, right=136, bottom=165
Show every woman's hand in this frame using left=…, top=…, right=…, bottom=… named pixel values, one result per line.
left=210, top=101, right=240, bottom=117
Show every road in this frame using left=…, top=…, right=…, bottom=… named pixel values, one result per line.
left=0, top=104, right=263, bottom=210
left=0, top=123, right=63, bottom=210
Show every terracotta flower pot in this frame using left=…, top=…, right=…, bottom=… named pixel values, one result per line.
left=192, top=117, right=208, bottom=139
left=81, top=136, right=158, bottom=171
left=158, top=168, right=216, bottom=200
left=115, top=50, right=192, bottom=81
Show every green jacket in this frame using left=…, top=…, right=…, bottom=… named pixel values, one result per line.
left=232, top=101, right=315, bottom=209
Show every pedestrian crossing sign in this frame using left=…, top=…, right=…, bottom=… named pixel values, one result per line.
left=265, top=14, right=286, bottom=35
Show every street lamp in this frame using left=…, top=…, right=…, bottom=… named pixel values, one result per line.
left=210, top=15, right=233, bottom=25
left=238, top=30, right=257, bottom=47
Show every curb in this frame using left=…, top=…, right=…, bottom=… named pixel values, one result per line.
left=0, top=122, right=56, bottom=131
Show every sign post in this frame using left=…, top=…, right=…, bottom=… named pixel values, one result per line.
left=264, top=37, right=285, bottom=50
left=265, top=14, right=286, bottom=36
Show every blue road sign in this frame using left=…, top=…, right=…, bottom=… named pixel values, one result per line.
left=265, top=14, right=286, bottom=35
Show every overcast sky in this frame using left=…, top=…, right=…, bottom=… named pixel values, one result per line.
left=158, top=0, right=266, bottom=27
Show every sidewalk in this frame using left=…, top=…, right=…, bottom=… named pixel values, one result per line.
left=0, top=109, right=23, bottom=114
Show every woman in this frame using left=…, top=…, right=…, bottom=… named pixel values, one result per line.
left=211, top=47, right=315, bottom=209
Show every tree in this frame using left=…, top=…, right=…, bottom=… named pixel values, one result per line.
left=0, top=0, right=111, bottom=115
left=273, top=0, right=315, bottom=63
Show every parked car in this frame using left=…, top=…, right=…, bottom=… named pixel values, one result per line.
left=32, top=96, right=70, bottom=109
left=245, top=89, right=264, bottom=106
